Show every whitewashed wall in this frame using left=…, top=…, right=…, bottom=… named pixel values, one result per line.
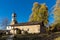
left=6, top=25, right=40, bottom=34
left=14, top=25, right=40, bottom=34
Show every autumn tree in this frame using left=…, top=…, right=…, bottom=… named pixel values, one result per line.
left=50, top=0, right=60, bottom=32
left=29, top=2, right=48, bottom=26
left=54, top=0, right=60, bottom=24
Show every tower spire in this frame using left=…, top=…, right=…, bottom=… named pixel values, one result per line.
left=10, top=12, right=18, bottom=25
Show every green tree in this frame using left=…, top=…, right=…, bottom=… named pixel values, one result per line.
left=29, top=2, right=48, bottom=26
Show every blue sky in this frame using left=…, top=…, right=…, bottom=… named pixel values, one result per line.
left=0, top=0, right=56, bottom=29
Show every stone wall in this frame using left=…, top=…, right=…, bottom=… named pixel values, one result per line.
left=9, top=25, right=40, bottom=34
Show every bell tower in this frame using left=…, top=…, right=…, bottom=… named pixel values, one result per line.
left=10, top=12, right=18, bottom=25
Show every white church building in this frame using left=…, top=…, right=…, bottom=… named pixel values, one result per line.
left=6, top=13, right=46, bottom=34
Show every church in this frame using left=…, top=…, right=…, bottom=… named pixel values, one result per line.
left=6, top=13, right=46, bottom=34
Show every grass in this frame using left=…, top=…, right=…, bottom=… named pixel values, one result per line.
left=0, top=32, right=60, bottom=40
left=13, top=33, right=49, bottom=40
left=13, top=32, right=60, bottom=40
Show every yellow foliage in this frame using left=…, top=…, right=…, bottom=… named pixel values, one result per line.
left=33, top=2, right=39, bottom=7
left=54, top=5, right=60, bottom=24
left=29, top=2, right=48, bottom=26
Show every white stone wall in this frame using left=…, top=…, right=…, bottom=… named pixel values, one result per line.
left=7, top=25, right=40, bottom=34
left=6, top=26, right=13, bottom=30
left=14, top=25, right=40, bottom=34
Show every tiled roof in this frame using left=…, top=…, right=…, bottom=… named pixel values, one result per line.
left=8, top=21, right=42, bottom=26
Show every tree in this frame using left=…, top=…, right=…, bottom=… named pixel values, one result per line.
left=54, top=0, right=60, bottom=24
left=1, top=18, right=9, bottom=29
left=53, top=23, right=60, bottom=32
left=29, top=2, right=40, bottom=22
left=52, top=0, right=60, bottom=32
left=29, top=2, right=48, bottom=26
